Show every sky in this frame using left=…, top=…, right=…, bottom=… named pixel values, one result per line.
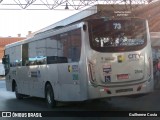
left=0, top=10, right=78, bottom=37
left=0, top=0, right=155, bottom=38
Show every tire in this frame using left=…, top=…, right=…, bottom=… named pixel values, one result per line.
left=15, top=83, right=23, bottom=100
left=45, top=84, right=56, bottom=108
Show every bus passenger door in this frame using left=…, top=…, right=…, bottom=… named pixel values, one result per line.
left=29, top=64, right=46, bottom=98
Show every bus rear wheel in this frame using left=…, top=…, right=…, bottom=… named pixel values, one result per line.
left=45, top=84, right=56, bottom=108
left=15, top=83, right=23, bottom=100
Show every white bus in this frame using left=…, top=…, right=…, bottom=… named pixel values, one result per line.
left=3, top=17, right=153, bottom=107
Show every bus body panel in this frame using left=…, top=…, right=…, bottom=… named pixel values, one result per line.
left=5, top=71, right=12, bottom=91
left=57, top=63, right=81, bottom=101
left=17, top=67, right=30, bottom=95
left=86, top=49, right=153, bottom=99
left=85, top=19, right=153, bottom=99
left=46, top=64, right=60, bottom=99
left=5, top=23, right=89, bottom=101
left=31, top=65, right=47, bottom=97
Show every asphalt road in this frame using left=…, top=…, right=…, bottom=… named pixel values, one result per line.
left=1, top=78, right=160, bottom=120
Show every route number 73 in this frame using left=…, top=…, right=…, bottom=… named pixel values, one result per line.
left=113, top=23, right=121, bottom=30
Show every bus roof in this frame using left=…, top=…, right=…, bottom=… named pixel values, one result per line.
left=34, top=4, right=139, bottom=35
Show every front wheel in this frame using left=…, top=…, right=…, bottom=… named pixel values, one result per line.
left=15, top=83, right=23, bottom=100
left=45, top=84, right=56, bottom=108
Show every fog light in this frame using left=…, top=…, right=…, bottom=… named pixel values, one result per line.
left=104, top=88, right=111, bottom=94
left=137, top=85, right=142, bottom=91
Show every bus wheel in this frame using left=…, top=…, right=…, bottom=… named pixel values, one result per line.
left=45, top=84, right=56, bottom=108
left=15, top=83, right=23, bottom=100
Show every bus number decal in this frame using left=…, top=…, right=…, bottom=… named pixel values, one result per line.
left=113, top=23, right=121, bottom=30
left=135, top=70, right=143, bottom=74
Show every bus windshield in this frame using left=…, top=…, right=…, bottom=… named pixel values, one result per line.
left=88, top=18, right=147, bottom=52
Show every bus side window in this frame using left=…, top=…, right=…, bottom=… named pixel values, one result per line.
left=59, top=28, right=81, bottom=63
left=58, top=57, right=68, bottom=63
left=69, top=47, right=80, bottom=62
left=28, top=42, right=37, bottom=66
left=47, top=56, right=58, bottom=64
left=47, top=56, right=68, bottom=64
left=46, top=28, right=81, bottom=64
left=36, top=40, right=46, bottom=65
left=22, top=43, right=29, bottom=66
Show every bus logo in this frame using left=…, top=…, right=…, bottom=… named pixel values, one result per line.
left=117, top=55, right=125, bottom=63
left=128, top=54, right=142, bottom=61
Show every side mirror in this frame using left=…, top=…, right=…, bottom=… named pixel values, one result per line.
left=2, top=57, right=6, bottom=64
left=2, top=55, right=10, bottom=76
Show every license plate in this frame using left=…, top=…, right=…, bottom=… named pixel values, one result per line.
left=116, top=88, right=133, bottom=93
left=117, top=74, right=129, bottom=80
